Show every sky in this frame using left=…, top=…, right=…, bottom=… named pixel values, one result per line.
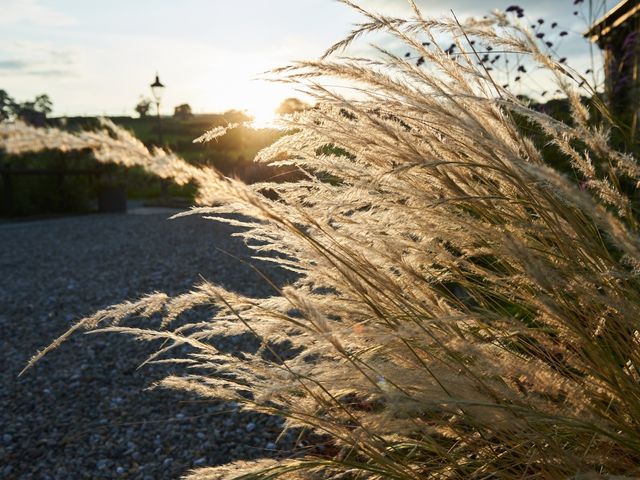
left=0, top=0, right=609, bottom=119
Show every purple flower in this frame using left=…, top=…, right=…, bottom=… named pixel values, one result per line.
left=416, top=57, right=424, bottom=66
left=536, top=32, right=545, bottom=38
left=507, top=5, right=525, bottom=18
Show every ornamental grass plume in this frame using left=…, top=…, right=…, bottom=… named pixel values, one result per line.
left=3, top=1, right=640, bottom=478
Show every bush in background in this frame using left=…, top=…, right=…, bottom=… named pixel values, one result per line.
left=0, top=150, right=98, bottom=217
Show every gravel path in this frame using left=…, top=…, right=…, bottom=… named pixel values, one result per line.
left=0, top=209, right=299, bottom=479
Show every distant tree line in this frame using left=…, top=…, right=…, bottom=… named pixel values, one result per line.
left=134, top=96, right=311, bottom=121
left=276, top=97, right=310, bottom=115
left=134, top=96, right=193, bottom=120
left=0, top=89, right=53, bottom=126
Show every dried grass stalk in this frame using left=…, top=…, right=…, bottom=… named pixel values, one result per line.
left=3, top=3, right=640, bottom=479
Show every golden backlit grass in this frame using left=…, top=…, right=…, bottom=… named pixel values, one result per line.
left=3, top=2, right=640, bottom=478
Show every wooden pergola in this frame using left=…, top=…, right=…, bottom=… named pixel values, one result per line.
left=586, top=0, right=639, bottom=132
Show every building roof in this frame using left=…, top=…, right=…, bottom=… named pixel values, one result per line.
left=585, top=0, right=640, bottom=44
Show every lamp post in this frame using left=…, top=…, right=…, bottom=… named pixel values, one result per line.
left=150, top=73, right=165, bottom=145
left=150, top=73, right=168, bottom=199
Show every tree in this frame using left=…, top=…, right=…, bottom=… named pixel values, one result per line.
left=222, top=109, right=253, bottom=123
left=15, top=93, right=53, bottom=126
left=276, top=97, right=310, bottom=115
left=135, top=97, right=152, bottom=118
left=33, top=94, right=52, bottom=116
left=173, top=103, right=193, bottom=120
left=0, top=90, right=16, bottom=121
left=0, top=91, right=52, bottom=123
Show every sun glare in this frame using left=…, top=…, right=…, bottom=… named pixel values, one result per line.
left=198, top=64, right=292, bottom=129
left=246, top=102, right=279, bottom=129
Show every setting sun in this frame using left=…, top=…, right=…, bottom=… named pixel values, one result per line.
left=245, top=97, right=280, bottom=129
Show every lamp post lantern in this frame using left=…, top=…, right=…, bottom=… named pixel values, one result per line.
left=150, top=73, right=168, bottom=199
left=150, top=73, right=165, bottom=145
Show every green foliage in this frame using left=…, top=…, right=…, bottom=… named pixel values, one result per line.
left=0, top=149, right=195, bottom=217
left=110, top=113, right=293, bottom=183
left=0, top=112, right=282, bottom=217
left=57, top=112, right=284, bottom=176
left=0, top=150, right=98, bottom=216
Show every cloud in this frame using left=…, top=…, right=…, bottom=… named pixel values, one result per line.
left=0, top=59, right=28, bottom=70
left=0, top=42, right=77, bottom=78
left=24, top=69, right=76, bottom=77
left=49, top=50, right=74, bottom=65
left=0, top=0, right=75, bottom=27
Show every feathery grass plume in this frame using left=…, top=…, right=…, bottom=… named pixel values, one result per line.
left=3, top=2, right=640, bottom=478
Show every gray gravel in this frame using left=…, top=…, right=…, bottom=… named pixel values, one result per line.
left=0, top=209, right=300, bottom=479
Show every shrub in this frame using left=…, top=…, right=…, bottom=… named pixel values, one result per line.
left=3, top=3, right=640, bottom=479
left=0, top=149, right=99, bottom=216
